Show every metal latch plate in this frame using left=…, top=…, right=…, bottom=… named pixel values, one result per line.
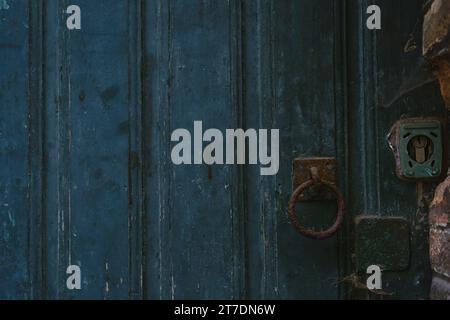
left=355, top=216, right=410, bottom=272
left=292, top=157, right=337, bottom=202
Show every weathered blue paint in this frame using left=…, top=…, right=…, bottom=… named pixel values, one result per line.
left=346, top=0, right=446, bottom=299
left=0, top=0, right=30, bottom=300
left=0, top=0, right=446, bottom=300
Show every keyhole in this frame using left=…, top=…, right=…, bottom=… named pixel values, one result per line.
left=407, top=135, right=434, bottom=164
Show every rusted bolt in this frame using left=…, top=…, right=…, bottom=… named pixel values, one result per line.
left=310, top=167, right=320, bottom=183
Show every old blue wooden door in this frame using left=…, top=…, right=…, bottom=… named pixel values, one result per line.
left=0, top=0, right=446, bottom=299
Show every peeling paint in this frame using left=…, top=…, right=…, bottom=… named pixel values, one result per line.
left=104, top=262, right=110, bottom=295
left=2, top=222, right=9, bottom=241
left=0, top=0, right=9, bottom=10
left=7, top=210, right=15, bottom=227
left=0, top=0, right=438, bottom=301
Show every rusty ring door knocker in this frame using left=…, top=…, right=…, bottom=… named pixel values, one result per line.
left=288, top=166, right=345, bottom=240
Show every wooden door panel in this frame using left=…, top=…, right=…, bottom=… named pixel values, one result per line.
left=0, top=0, right=444, bottom=300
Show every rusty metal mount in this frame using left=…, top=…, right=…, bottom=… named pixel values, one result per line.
left=292, top=157, right=337, bottom=202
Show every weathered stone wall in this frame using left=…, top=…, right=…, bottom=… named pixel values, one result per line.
left=424, top=0, right=450, bottom=300
left=429, top=179, right=450, bottom=299
left=423, top=0, right=450, bottom=109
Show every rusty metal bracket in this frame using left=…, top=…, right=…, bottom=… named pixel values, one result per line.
left=292, top=157, right=337, bottom=202
left=289, top=157, right=345, bottom=240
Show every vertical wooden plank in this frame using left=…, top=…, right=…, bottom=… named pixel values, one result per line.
left=0, top=0, right=30, bottom=299
left=143, top=0, right=170, bottom=299
left=229, top=0, right=346, bottom=299
left=0, top=0, right=45, bottom=299
left=45, top=0, right=133, bottom=299
left=354, top=0, right=444, bottom=299
left=345, top=0, right=445, bottom=299
left=144, top=0, right=246, bottom=299
left=127, top=0, right=145, bottom=301
left=242, top=0, right=279, bottom=299
left=44, top=0, right=66, bottom=299
left=229, top=0, right=247, bottom=300
left=333, top=0, right=351, bottom=300
left=268, top=0, right=340, bottom=299
left=27, top=0, right=46, bottom=300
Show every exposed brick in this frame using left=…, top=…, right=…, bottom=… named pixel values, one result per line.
left=430, top=177, right=450, bottom=279
left=430, top=177, right=450, bottom=228
left=423, top=0, right=450, bottom=57
left=430, top=276, right=450, bottom=300
left=423, top=0, right=450, bottom=108
left=430, top=228, right=450, bottom=277
left=431, top=60, right=450, bottom=110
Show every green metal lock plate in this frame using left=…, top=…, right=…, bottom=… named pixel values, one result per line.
left=398, top=119, right=442, bottom=179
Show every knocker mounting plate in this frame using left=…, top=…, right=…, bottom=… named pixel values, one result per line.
left=292, top=157, right=337, bottom=202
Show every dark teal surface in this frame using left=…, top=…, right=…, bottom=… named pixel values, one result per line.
left=0, top=0, right=447, bottom=299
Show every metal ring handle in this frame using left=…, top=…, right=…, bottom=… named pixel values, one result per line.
left=288, top=179, right=345, bottom=240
